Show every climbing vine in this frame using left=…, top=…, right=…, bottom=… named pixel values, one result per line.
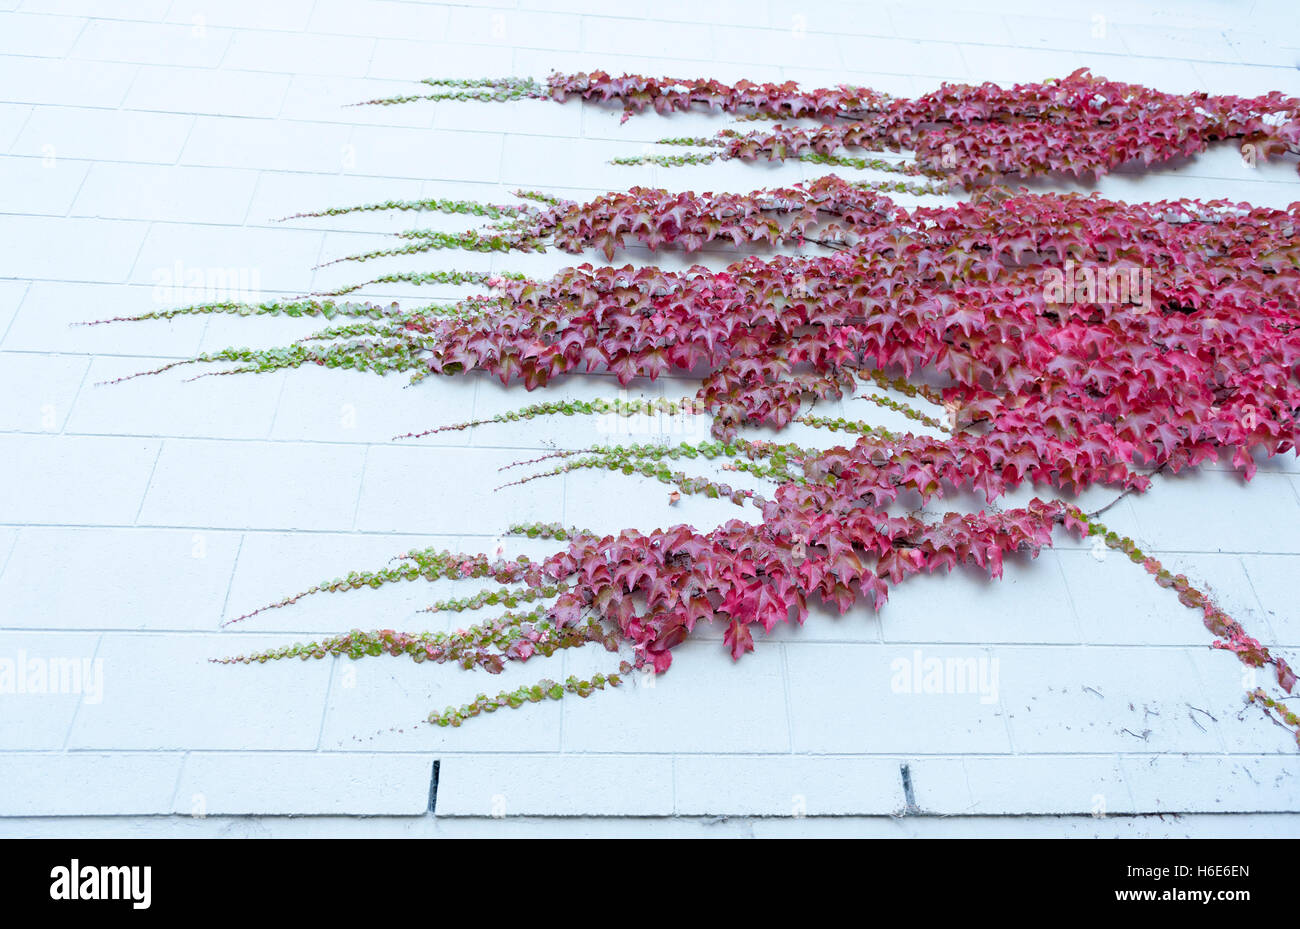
left=97, top=70, right=1300, bottom=743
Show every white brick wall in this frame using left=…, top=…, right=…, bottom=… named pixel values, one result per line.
left=1, top=0, right=1299, bottom=833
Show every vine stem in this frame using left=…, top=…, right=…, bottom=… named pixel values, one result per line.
left=1085, top=463, right=1168, bottom=519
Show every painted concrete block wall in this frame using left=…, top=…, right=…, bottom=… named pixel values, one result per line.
left=1, top=0, right=1299, bottom=831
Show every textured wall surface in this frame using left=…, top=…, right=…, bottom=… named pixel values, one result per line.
left=1, top=0, right=1298, bottom=835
